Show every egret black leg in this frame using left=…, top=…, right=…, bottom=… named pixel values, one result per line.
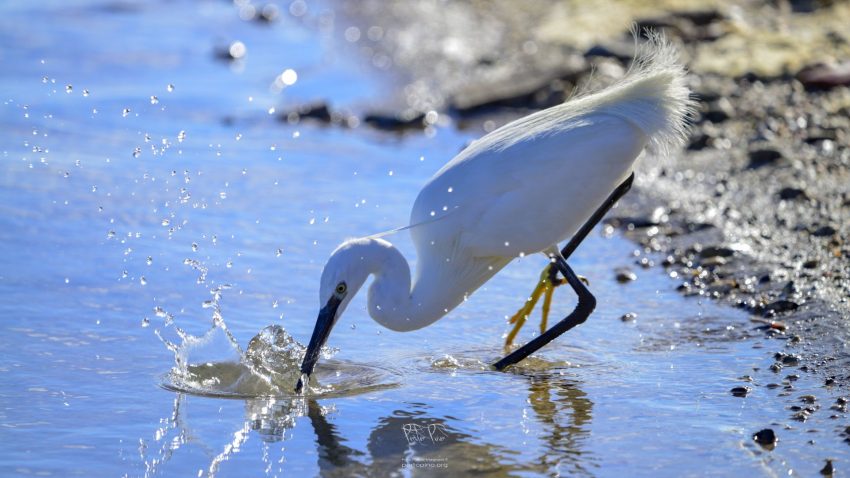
left=493, top=172, right=635, bottom=371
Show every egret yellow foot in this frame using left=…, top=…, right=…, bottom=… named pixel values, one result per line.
left=505, top=264, right=568, bottom=347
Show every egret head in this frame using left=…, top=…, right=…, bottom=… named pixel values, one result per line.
left=295, top=239, right=374, bottom=392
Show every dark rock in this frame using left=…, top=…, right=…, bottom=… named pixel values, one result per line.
left=753, top=428, right=777, bottom=448
left=363, top=111, right=426, bottom=131
left=796, top=62, right=850, bottom=90
left=701, top=108, right=730, bottom=124
left=730, top=386, right=751, bottom=397
left=778, top=187, right=808, bottom=200
left=620, top=312, right=637, bottom=322
left=687, top=133, right=712, bottom=151
left=584, top=43, right=634, bottom=63
left=770, top=363, right=783, bottom=373
left=615, top=268, right=637, bottom=283
left=820, top=459, right=834, bottom=476
left=800, top=394, right=817, bottom=404
left=791, top=410, right=811, bottom=422
left=783, top=355, right=801, bottom=366
left=763, top=300, right=799, bottom=316
left=699, top=246, right=735, bottom=258
left=812, top=225, right=837, bottom=237
left=280, top=102, right=333, bottom=124
left=803, top=259, right=820, bottom=269
left=748, top=148, right=784, bottom=169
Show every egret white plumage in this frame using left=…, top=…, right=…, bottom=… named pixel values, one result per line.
left=296, top=32, right=693, bottom=392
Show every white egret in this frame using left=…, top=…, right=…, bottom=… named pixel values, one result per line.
left=297, top=32, right=692, bottom=391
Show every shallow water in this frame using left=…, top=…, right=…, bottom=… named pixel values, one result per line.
left=1, top=1, right=847, bottom=477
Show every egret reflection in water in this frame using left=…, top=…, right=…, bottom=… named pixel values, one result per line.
left=144, top=370, right=597, bottom=477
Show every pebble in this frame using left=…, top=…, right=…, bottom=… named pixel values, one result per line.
left=730, top=386, right=751, bottom=397
left=748, top=148, right=784, bottom=169
left=699, top=245, right=735, bottom=258
left=753, top=428, right=777, bottom=448
left=796, top=61, right=850, bottom=90
left=619, top=312, right=637, bottom=322
left=812, top=225, right=837, bottom=237
left=615, top=268, right=637, bottom=283
left=778, top=187, right=808, bottom=200
left=763, top=300, right=799, bottom=316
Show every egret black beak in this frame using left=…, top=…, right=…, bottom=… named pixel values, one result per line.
left=295, top=295, right=342, bottom=393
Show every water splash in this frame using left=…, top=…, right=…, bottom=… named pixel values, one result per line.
left=157, top=261, right=398, bottom=399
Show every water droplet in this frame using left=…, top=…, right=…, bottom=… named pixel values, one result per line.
left=82, top=89, right=89, bottom=97
left=107, top=230, right=115, bottom=239
left=150, top=95, right=159, bottom=105
left=132, top=147, right=141, bottom=158
left=235, top=133, right=242, bottom=141
left=177, top=130, right=186, bottom=142
left=41, top=76, right=48, bottom=83
left=309, top=217, right=315, bottom=225
left=504, top=241, right=510, bottom=247
left=388, top=170, right=394, bottom=176
left=447, top=186, right=453, bottom=192
left=146, top=256, right=153, bottom=265
left=191, top=243, right=198, bottom=252
left=139, top=276, right=147, bottom=285
left=279, top=68, right=298, bottom=86
left=219, top=191, right=227, bottom=199
left=161, top=218, right=170, bottom=226
left=122, top=108, right=131, bottom=117
left=141, top=317, right=150, bottom=328
left=64, top=277, right=70, bottom=284
left=65, top=85, right=72, bottom=94
left=267, top=107, right=275, bottom=115
left=228, top=41, right=246, bottom=59
left=167, top=84, right=174, bottom=92
left=275, top=248, right=283, bottom=257
left=350, top=324, right=356, bottom=330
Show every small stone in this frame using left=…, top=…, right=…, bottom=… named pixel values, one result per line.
left=763, top=300, right=799, bottom=316
left=800, top=395, right=817, bottom=404
left=731, top=386, right=751, bottom=397
left=770, top=363, right=783, bottom=373
left=619, top=312, right=637, bottom=322
left=753, top=428, right=777, bottom=448
left=791, top=410, right=810, bottom=422
left=796, top=61, right=850, bottom=90
left=778, top=187, right=808, bottom=200
left=699, top=246, right=735, bottom=258
left=782, top=354, right=801, bottom=366
left=748, top=148, right=784, bottom=169
left=803, top=259, right=820, bottom=269
left=615, top=268, right=637, bottom=283
left=812, top=225, right=837, bottom=237
left=820, top=459, right=834, bottom=476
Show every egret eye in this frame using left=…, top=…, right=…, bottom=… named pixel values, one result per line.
left=335, top=282, right=347, bottom=295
